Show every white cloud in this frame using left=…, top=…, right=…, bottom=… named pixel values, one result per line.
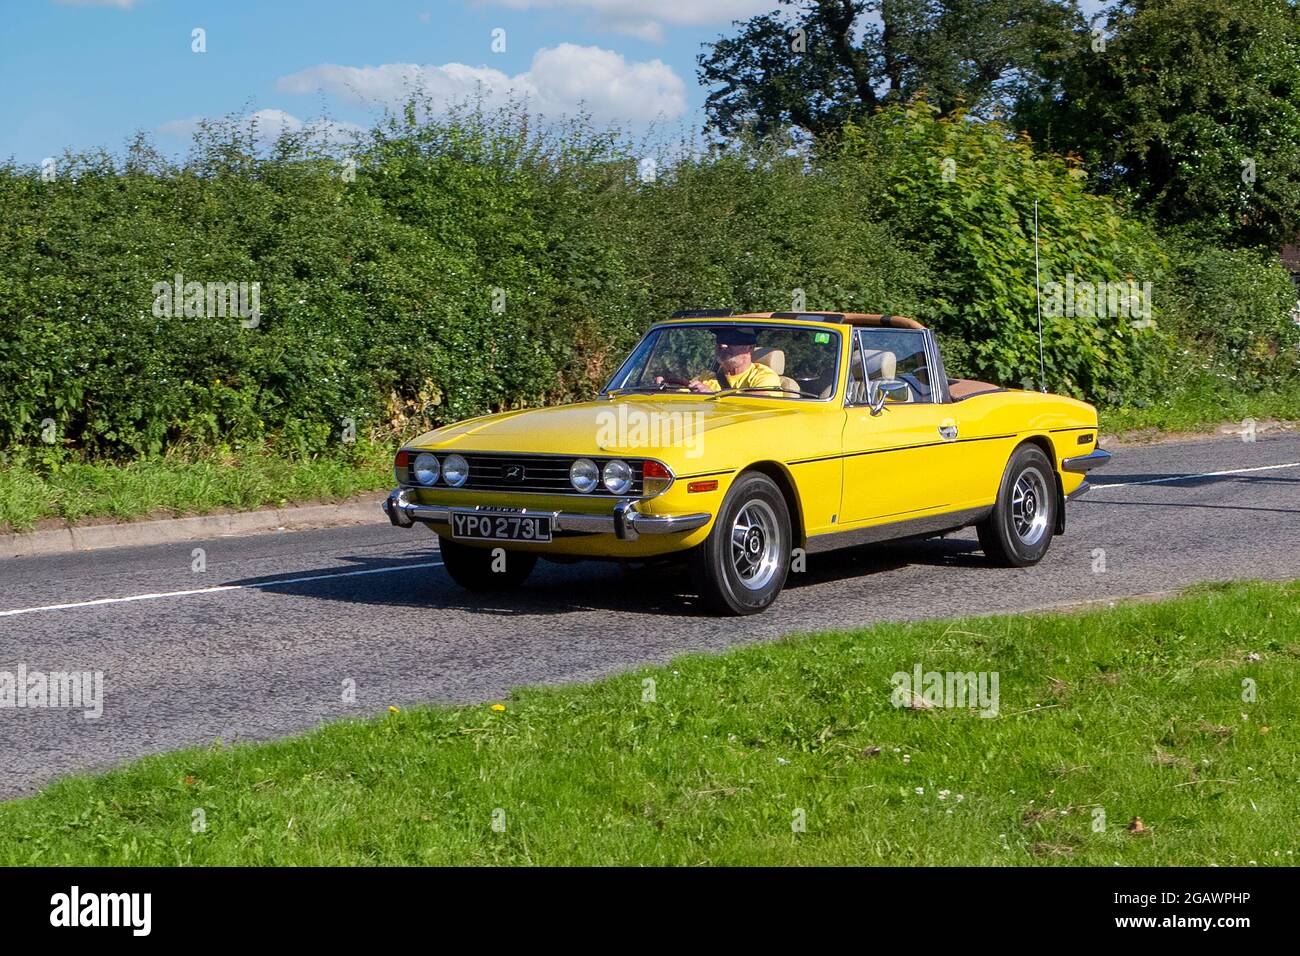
left=276, top=44, right=687, bottom=125
left=476, top=1, right=772, bottom=39
left=157, top=116, right=204, bottom=138
left=158, top=109, right=364, bottom=146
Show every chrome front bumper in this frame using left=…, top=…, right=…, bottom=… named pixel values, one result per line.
left=382, top=488, right=711, bottom=542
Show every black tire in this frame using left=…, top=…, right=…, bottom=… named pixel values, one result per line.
left=690, top=471, right=792, bottom=615
left=976, top=444, right=1058, bottom=567
left=437, top=535, right=538, bottom=591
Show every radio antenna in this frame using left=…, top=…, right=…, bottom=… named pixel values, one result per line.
left=1033, top=200, right=1046, bottom=393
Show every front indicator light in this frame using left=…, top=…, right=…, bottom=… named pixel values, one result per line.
left=443, top=454, right=469, bottom=487
left=602, top=459, right=633, bottom=495
left=412, top=452, right=440, bottom=486
left=642, top=460, right=673, bottom=496
left=687, top=479, right=719, bottom=493
left=570, top=458, right=599, bottom=493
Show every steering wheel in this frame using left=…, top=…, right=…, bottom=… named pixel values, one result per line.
left=898, top=368, right=931, bottom=400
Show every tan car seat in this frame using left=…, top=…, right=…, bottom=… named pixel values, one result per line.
left=844, top=348, right=900, bottom=403
left=752, top=347, right=799, bottom=394
left=865, top=349, right=914, bottom=402
left=823, top=348, right=913, bottom=401
left=862, top=349, right=898, bottom=381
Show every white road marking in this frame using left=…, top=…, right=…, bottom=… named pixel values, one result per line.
left=0, top=561, right=443, bottom=619
left=1091, top=461, right=1300, bottom=490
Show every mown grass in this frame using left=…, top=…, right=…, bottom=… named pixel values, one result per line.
left=0, top=580, right=1295, bottom=866
left=0, top=445, right=391, bottom=532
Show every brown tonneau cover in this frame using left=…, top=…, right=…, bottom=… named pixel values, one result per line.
left=947, top=379, right=1004, bottom=400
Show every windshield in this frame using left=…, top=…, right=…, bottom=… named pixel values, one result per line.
left=605, top=323, right=842, bottom=400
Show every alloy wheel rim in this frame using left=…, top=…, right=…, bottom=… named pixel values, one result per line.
left=1011, top=467, right=1050, bottom=546
left=730, top=499, right=781, bottom=591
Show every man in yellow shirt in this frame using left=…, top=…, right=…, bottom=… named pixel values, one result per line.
left=689, top=329, right=783, bottom=394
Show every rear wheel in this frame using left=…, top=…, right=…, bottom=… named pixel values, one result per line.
left=976, top=445, right=1057, bottom=567
left=690, top=472, right=791, bottom=615
left=438, top=535, right=538, bottom=591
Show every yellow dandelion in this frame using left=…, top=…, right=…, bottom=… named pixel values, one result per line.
left=491, top=703, right=506, bottom=712
left=388, top=705, right=400, bottom=714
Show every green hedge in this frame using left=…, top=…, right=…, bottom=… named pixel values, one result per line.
left=836, top=102, right=1175, bottom=402
left=1, top=105, right=1293, bottom=462
left=1159, top=240, right=1300, bottom=387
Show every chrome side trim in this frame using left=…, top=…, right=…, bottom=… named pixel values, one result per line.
left=382, top=489, right=710, bottom=541
left=804, top=506, right=993, bottom=554
left=1061, top=449, right=1112, bottom=474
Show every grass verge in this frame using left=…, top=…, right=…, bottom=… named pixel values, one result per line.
left=0, top=445, right=391, bottom=533
left=0, top=580, right=1295, bottom=865
left=1101, top=373, right=1300, bottom=434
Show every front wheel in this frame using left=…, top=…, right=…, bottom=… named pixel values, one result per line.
left=438, top=535, right=538, bottom=591
left=976, top=445, right=1058, bottom=567
left=690, top=472, right=791, bottom=615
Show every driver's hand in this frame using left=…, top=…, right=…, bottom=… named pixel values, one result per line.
left=688, top=379, right=711, bottom=393
left=653, top=376, right=664, bottom=385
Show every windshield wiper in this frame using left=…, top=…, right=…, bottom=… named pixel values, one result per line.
left=604, top=384, right=687, bottom=397
left=709, top=386, right=821, bottom=399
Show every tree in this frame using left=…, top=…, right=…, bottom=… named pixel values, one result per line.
left=697, top=0, right=1084, bottom=139
left=1016, top=0, right=1300, bottom=247
left=835, top=101, right=1170, bottom=399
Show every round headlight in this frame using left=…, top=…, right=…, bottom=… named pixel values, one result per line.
left=602, top=459, right=633, bottom=495
left=412, top=452, right=440, bottom=486
left=570, top=458, right=599, bottom=493
left=442, top=453, right=469, bottom=487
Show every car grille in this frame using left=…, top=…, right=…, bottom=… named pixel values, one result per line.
left=459, top=453, right=645, bottom=496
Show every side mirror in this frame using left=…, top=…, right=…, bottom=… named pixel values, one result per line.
left=868, top=379, right=909, bottom=415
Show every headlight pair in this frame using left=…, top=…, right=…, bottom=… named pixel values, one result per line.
left=569, top=458, right=634, bottom=495
left=410, top=452, right=468, bottom=487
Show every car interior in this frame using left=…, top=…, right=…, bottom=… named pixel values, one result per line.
left=751, top=347, right=801, bottom=394
left=632, top=324, right=948, bottom=403
left=846, top=329, right=934, bottom=404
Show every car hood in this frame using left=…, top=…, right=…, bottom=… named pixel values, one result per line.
left=407, top=396, right=803, bottom=460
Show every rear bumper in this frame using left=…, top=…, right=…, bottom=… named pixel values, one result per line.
left=1062, top=448, right=1112, bottom=474
left=382, top=488, right=711, bottom=542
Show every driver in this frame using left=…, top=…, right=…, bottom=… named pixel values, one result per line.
left=688, top=329, right=782, bottom=394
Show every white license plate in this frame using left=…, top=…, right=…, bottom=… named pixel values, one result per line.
left=450, top=510, right=552, bottom=543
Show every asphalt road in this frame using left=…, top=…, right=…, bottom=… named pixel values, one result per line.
left=1, top=433, right=1298, bottom=799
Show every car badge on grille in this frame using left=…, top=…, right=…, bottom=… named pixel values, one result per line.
left=503, top=464, right=525, bottom=483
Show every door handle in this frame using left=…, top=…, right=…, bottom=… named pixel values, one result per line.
left=938, top=423, right=958, bottom=440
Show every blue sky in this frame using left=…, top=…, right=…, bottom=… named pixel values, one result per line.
left=1, top=0, right=1111, bottom=165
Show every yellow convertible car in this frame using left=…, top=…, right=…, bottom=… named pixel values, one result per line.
left=384, top=311, right=1110, bottom=614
